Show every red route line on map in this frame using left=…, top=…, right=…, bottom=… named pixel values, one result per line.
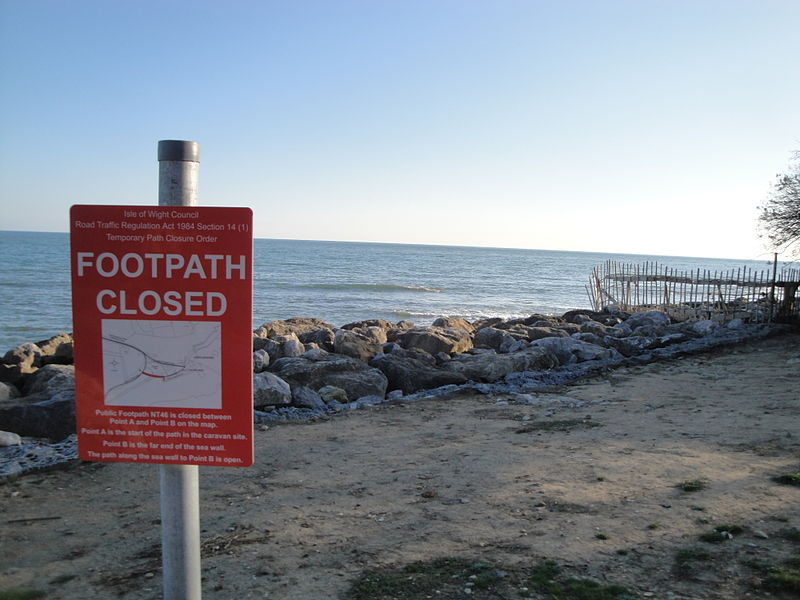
left=141, top=372, right=166, bottom=379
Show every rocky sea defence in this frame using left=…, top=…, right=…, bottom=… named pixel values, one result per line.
left=0, top=308, right=791, bottom=479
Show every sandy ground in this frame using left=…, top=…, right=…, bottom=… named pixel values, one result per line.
left=1, top=331, right=799, bottom=600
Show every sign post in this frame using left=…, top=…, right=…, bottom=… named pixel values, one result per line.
left=70, top=141, right=253, bottom=600
left=159, top=140, right=202, bottom=600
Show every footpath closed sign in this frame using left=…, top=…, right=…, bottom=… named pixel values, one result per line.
left=70, top=205, right=254, bottom=466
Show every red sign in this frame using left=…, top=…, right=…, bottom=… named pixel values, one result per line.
left=70, top=205, right=253, bottom=467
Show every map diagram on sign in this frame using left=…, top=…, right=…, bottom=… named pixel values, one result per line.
left=101, top=319, right=222, bottom=409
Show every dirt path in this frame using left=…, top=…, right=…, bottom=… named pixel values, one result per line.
left=1, top=332, right=799, bottom=599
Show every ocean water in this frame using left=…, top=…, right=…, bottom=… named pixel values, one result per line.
left=0, top=231, right=779, bottom=352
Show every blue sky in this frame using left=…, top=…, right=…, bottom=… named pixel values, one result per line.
left=1, top=0, right=798, bottom=260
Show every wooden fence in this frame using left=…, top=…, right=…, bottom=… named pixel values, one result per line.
left=586, top=261, right=800, bottom=323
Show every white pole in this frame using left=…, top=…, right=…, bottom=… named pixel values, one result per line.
left=157, top=140, right=202, bottom=600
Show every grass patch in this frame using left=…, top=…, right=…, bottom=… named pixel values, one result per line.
left=595, top=533, right=610, bottom=540
left=762, top=565, right=800, bottom=594
left=773, top=473, right=800, bottom=486
left=515, top=419, right=600, bottom=434
left=345, top=557, right=508, bottom=599
left=529, top=561, right=637, bottom=599
left=0, top=592, right=47, bottom=600
left=780, top=527, right=800, bottom=543
left=699, top=524, right=745, bottom=543
left=674, top=547, right=712, bottom=577
left=676, top=479, right=706, bottom=492
left=346, top=557, right=637, bottom=599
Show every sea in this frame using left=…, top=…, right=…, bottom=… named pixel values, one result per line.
left=0, top=230, right=782, bottom=352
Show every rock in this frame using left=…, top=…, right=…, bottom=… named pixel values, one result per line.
left=253, top=349, right=270, bottom=373
left=334, top=329, right=384, bottom=362
left=0, top=430, right=22, bottom=447
left=281, top=338, right=306, bottom=358
left=252, top=372, right=292, bottom=408
left=500, top=337, right=528, bottom=353
left=36, top=333, right=73, bottom=364
left=442, top=347, right=557, bottom=382
left=525, top=326, right=570, bottom=341
left=625, top=310, right=671, bottom=329
left=0, top=391, right=76, bottom=440
left=0, top=381, right=20, bottom=402
left=726, top=318, right=745, bottom=330
left=302, top=347, right=330, bottom=361
left=2, top=343, right=42, bottom=374
left=21, top=364, right=75, bottom=398
left=0, top=364, right=23, bottom=385
left=530, top=338, right=618, bottom=366
left=291, top=387, right=327, bottom=411
left=603, top=335, right=658, bottom=357
left=298, top=328, right=336, bottom=351
left=369, top=352, right=468, bottom=394
left=432, top=317, right=475, bottom=333
left=341, top=319, right=393, bottom=332
left=254, top=318, right=336, bottom=339
left=252, top=335, right=277, bottom=353
left=270, top=353, right=388, bottom=401
left=562, top=309, right=625, bottom=327
left=396, top=327, right=473, bottom=355
left=471, top=317, right=504, bottom=330
left=385, top=321, right=417, bottom=342
left=571, top=332, right=604, bottom=345
left=474, top=327, right=520, bottom=352
left=684, top=319, right=717, bottom=337
left=579, top=320, right=615, bottom=337
left=318, top=386, right=349, bottom=404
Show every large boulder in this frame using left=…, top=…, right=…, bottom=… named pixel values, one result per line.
left=21, top=364, right=75, bottom=398
left=625, top=311, right=671, bottom=330
left=395, top=327, right=473, bottom=355
left=432, top=317, right=474, bottom=333
left=334, top=329, right=384, bottom=362
left=254, top=318, right=336, bottom=339
left=441, top=347, right=558, bottom=382
left=269, top=353, right=388, bottom=401
left=603, top=335, right=659, bottom=357
left=525, top=326, right=571, bottom=341
left=531, top=337, right=618, bottom=366
left=0, top=381, right=20, bottom=403
left=298, top=328, right=336, bottom=351
left=473, top=327, right=527, bottom=353
left=341, top=319, right=393, bottom=332
left=291, top=386, right=327, bottom=411
left=2, top=343, right=42, bottom=375
left=253, top=372, right=292, bottom=408
left=369, top=351, right=468, bottom=394
left=0, top=392, right=75, bottom=441
left=36, top=333, right=74, bottom=365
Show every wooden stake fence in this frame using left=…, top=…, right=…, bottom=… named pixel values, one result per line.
left=586, top=261, right=800, bottom=323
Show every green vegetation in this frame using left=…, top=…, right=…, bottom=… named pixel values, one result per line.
left=773, top=473, right=800, bottom=486
left=595, top=532, right=610, bottom=540
left=780, top=527, right=800, bottom=543
left=676, top=479, right=706, bottom=492
left=345, top=557, right=508, bottom=599
left=528, top=561, right=637, bottom=599
left=515, top=419, right=600, bottom=434
left=674, top=547, right=712, bottom=577
left=745, top=556, right=800, bottom=595
left=0, top=591, right=47, bottom=600
left=345, top=557, right=638, bottom=599
left=699, top=524, right=745, bottom=543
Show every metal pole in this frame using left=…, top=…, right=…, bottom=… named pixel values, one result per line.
left=158, top=140, right=202, bottom=600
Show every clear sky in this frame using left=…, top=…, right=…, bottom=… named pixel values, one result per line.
left=1, top=0, right=798, bottom=260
